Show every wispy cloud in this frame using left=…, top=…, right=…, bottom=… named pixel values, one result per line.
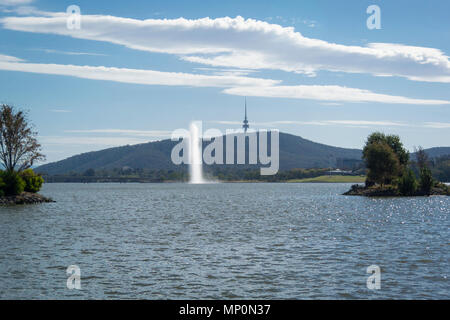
left=40, top=129, right=173, bottom=151
left=299, top=19, right=317, bottom=28
left=0, top=54, right=447, bottom=105
left=323, top=120, right=408, bottom=127
left=0, top=53, right=23, bottom=62
left=423, top=122, right=450, bottom=129
left=32, top=48, right=107, bottom=57
left=64, top=129, right=172, bottom=137
left=194, top=67, right=256, bottom=77
left=0, top=0, right=34, bottom=6
left=50, top=109, right=71, bottom=113
left=223, top=85, right=450, bottom=105
left=0, top=54, right=279, bottom=88
left=209, top=120, right=450, bottom=128
left=3, top=14, right=448, bottom=82
left=40, top=135, right=151, bottom=147
left=0, top=5, right=57, bottom=16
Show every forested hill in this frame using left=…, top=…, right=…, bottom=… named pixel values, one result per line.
left=35, top=132, right=450, bottom=176
left=36, top=132, right=363, bottom=175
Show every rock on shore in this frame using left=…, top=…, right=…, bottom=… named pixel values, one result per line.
left=0, top=192, right=55, bottom=205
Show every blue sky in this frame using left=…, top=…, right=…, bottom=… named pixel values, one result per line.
left=0, top=0, right=449, bottom=163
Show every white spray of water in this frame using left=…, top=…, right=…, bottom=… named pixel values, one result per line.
left=189, top=121, right=205, bottom=184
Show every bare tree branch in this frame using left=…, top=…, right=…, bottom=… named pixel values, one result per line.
left=0, top=104, right=45, bottom=172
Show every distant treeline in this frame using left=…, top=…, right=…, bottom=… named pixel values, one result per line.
left=208, top=167, right=345, bottom=182
left=40, top=154, right=449, bottom=183
left=41, top=167, right=353, bottom=183
left=411, top=154, right=450, bottom=182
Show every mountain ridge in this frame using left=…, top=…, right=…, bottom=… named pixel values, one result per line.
left=35, top=132, right=450, bottom=175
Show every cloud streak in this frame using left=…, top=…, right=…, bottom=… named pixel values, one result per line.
left=0, top=0, right=33, bottom=6
left=64, top=129, right=172, bottom=137
left=0, top=54, right=447, bottom=105
left=1, top=15, right=449, bottom=82
left=423, top=122, right=450, bottom=129
left=223, top=85, right=450, bottom=105
left=0, top=56, right=279, bottom=88
left=210, top=120, right=450, bottom=128
left=40, top=135, right=151, bottom=147
left=32, top=48, right=107, bottom=56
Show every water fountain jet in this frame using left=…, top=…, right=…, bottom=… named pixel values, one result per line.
left=189, top=121, right=205, bottom=184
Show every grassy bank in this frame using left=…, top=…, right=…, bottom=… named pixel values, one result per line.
left=288, top=175, right=366, bottom=183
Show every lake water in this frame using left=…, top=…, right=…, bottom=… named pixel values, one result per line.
left=0, top=183, right=448, bottom=299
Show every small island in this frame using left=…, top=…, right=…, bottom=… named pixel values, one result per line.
left=0, top=104, right=54, bottom=205
left=344, top=132, right=449, bottom=197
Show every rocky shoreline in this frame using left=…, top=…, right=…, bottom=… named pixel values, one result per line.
left=343, top=183, right=450, bottom=197
left=0, top=192, right=55, bottom=205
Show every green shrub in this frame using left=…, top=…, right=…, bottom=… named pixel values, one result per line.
left=20, top=169, right=44, bottom=193
left=419, top=167, right=434, bottom=195
left=397, top=168, right=418, bottom=196
left=0, top=176, right=5, bottom=197
left=0, top=171, right=25, bottom=196
left=365, top=178, right=375, bottom=187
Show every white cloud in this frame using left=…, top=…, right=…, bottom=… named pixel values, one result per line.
left=0, top=54, right=447, bottom=105
left=33, top=48, right=107, bottom=56
left=423, top=122, right=450, bottom=129
left=211, top=120, right=408, bottom=127
left=0, top=5, right=55, bottom=16
left=0, top=56, right=279, bottom=88
left=0, top=0, right=33, bottom=6
left=0, top=53, right=447, bottom=105
left=324, top=120, right=408, bottom=127
left=2, top=15, right=449, bottom=82
left=64, top=129, right=172, bottom=137
left=40, top=129, right=172, bottom=159
left=210, top=120, right=450, bottom=129
left=194, top=67, right=256, bottom=77
left=50, top=109, right=71, bottom=113
left=0, top=53, right=23, bottom=62
left=223, top=85, right=450, bottom=105
left=40, top=135, right=150, bottom=146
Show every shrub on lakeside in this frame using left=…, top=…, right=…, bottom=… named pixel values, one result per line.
left=20, top=169, right=44, bottom=193
left=419, top=167, right=434, bottom=196
left=0, top=176, right=5, bottom=197
left=397, top=168, right=418, bottom=196
left=0, top=170, right=25, bottom=196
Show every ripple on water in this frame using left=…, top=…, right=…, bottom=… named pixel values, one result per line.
left=0, top=183, right=448, bottom=299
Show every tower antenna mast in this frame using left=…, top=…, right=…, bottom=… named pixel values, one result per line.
left=242, top=97, right=249, bottom=132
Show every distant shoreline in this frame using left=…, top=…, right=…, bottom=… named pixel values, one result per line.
left=41, top=175, right=368, bottom=184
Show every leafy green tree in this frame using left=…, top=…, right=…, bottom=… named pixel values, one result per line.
left=419, top=167, right=434, bottom=195
left=414, top=146, right=429, bottom=171
left=363, top=141, right=400, bottom=186
left=0, top=170, right=25, bottom=196
left=397, top=168, right=418, bottom=196
left=20, top=168, right=44, bottom=193
left=363, top=132, right=409, bottom=168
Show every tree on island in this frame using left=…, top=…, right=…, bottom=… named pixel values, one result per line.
left=413, top=146, right=434, bottom=195
left=0, top=104, right=45, bottom=196
left=414, top=146, right=429, bottom=171
left=363, top=132, right=407, bottom=186
left=398, top=168, right=418, bottom=196
left=353, top=132, right=448, bottom=196
left=419, top=166, right=434, bottom=195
